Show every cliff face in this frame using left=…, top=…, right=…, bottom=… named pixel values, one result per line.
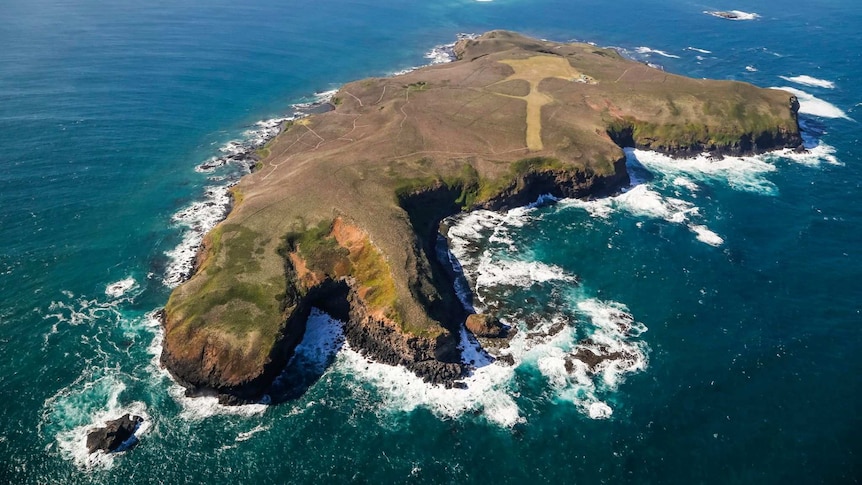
left=606, top=95, right=803, bottom=157
left=160, top=30, right=802, bottom=403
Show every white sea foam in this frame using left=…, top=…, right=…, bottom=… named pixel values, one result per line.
left=556, top=151, right=735, bottom=246
left=392, top=33, right=478, bottom=76
left=443, top=205, right=651, bottom=419
left=425, top=42, right=458, bottom=65
left=773, top=86, right=851, bottom=120
left=196, top=116, right=295, bottom=174
left=589, top=402, right=613, bottom=419
left=474, top=258, right=578, bottom=289
left=43, top=373, right=151, bottom=470
left=279, top=307, right=346, bottom=375
left=628, top=148, right=778, bottom=194
left=705, top=10, right=760, bottom=21
left=105, top=277, right=136, bottom=298
left=779, top=75, right=835, bottom=89
left=235, top=424, right=270, bottom=442
left=561, top=184, right=701, bottom=224
left=163, top=185, right=233, bottom=287
left=167, top=380, right=268, bottom=421
left=575, top=300, right=647, bottom=383
left=686, top=46, right=712, bottom=54
left=426, top=33, right=478, bottom=65
left=44, top=295, right=121, bottom=329
left=459, top=324, right=496, bottom=369
left=690, top=224, right=725, bottom=246
left=745, top=65, right=758, bottom=72
left=446, top=206, right=530, bottom=263
left=40, top=285, right=146, bottom=352
left=672, top=177, right=700, bottom=192
left=144, top=310, right=164, bottom=369
left=299, top=307, right=517, bottom=426
left=635, top=46, right=680, bottom=59
left=327, top=313, right=522, bottom=427
left=528, top=299, right=648, bottom=417
left=770, top=141, right=841, bottom=166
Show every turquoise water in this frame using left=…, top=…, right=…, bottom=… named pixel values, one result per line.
left=1, top=0, right=860, bottom=482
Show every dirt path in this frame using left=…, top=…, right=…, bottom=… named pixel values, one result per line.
left=493, top=56, right=587, bottom=151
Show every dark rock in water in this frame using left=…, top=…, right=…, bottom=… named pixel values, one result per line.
left=566, top=342, right=634, bottom=374
left=86, top=414, right=143, bottom=454
left=465, top=313, right=506, bottom=338
left=218, top=393, right=257, bottom=406
left=496, top=354, right=516, bottom=366
left=711, top=11, right=741, bottom=19
left=523, top=313, right=543, bottom=330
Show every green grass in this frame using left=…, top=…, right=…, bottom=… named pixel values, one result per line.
left=405, top=81, right=428, bottom=91
left=166, top=224, right=283, bottom=339
left=607, top=108, right=796, bottom=150
left=286, top=220, right=349, bottom=278
left=283, top=219, right=403, bottom=325
left=394, top=157, right=570, bottom=211
left=348, top=234, right=400, bottom=322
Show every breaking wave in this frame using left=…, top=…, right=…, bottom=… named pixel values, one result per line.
left=392, top=33, right=477, bottom=76
left=779, top=75, right=835, bottom=89
left=705, top=10, right=760, bottom=21
left=635, top=46, right=680, bottom=59
left=686, top=46, right=712, bottom=54
left=774, top=86, right=851, bottom=120
left=41, top=373, right=151, bottom=470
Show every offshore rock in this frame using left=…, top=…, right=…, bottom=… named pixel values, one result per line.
left=86, top=414, right=143, bottom=454
left=465, top=314, right=507, bottom=338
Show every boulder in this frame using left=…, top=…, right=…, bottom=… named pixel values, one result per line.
left=86, top=414, right=143, bottom=454
left=466, top=314, right=506, bottom=338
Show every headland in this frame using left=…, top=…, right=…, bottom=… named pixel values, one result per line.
left=160, top=31, right=802, bottom=403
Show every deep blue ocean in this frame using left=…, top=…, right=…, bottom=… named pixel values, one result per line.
left=1, top=0, right=860, bottom=483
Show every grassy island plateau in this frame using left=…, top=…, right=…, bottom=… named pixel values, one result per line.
left=160, top=31, right=802, bottom=403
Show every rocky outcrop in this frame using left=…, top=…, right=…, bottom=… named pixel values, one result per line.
left=482, top=157, right=630, bottom=211
left=159, top=298, right=310, bottom=405
left=342, top=288, right=463, bottom=385
left=465, top=314, right=506, bottom=338
left=86, top=414, right=143, bottom=454
left=607, top=96, right=803, bottom=158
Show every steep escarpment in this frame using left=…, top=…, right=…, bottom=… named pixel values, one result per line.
left=606, top=95, right=802, bottom=157
left=160, top=30, right=802, bottom=403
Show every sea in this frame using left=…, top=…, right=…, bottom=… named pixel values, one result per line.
left=1, top=0, right=860, bottom=483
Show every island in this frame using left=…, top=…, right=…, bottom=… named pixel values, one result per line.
left=160, top=31, right=802, bottom=404
left=705, top=10, right=759, bottom=21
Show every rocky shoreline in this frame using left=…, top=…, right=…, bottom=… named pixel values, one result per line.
left=159, top=156, right=634, bottom=403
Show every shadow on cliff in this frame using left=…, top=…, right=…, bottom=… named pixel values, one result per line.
left=263, top=281, right=352, bottom=404
left=264, top=309, right=347, bottom=404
